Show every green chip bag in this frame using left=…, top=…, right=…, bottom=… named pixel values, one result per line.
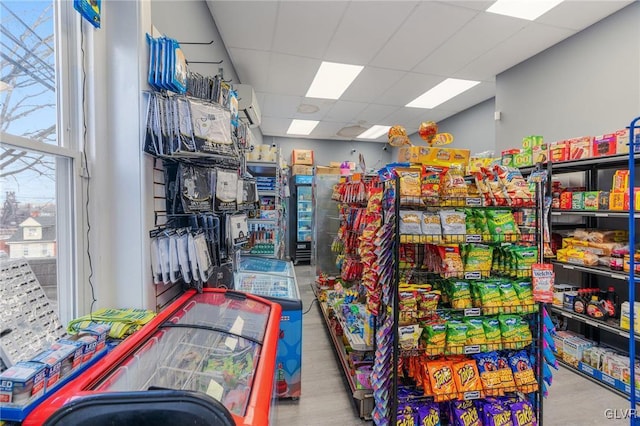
left=446, top=320, right=468, bottom=355
left=486, top=210, right=520, bottom=242
left=517, top=316, right=533, bottom=348
left=513, top=280, right=536, bottom=313
left=464, top=317, right=487, bottom=349
left=465, top=209, right=479, bottom=235
left=499, top=314, right=521, bottom=348
left=474, top=210, right=490, bottom=237
left=514, top=246, right=538, bottom=278
left=422, top=321, right=446, bottom=355
left=464, top=244, right=493, bottom=277
left=448, top=280, right=472, bottom=310
left=498, top=281, right=520, bottom=309
left=478, top=281, right=502, bottom=313
left=482, top=317, right=502, bottom=351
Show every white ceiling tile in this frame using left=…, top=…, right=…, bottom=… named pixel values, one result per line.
left=370, top=2, right=479, bottom=71
left=272, top=1, right=348, bottom=59
left=438, top=1, right=496, bottom=12
left=324, top=1, right=418, bottom=65
left=325, top=101, right=370, bottom=122
left=536, top=1, right=632, bottom=31
left=341, top=67, right=406, bottom=103
left=228, top=48, right=270, bottom=90
left=379, top=73, right=444, bottom=107
left=428, top=81, right=496, bottom=112
left=259, top=116, right=292, bottom=137
left=413, top=12, right=527, bottom=76
left=293, top=98, right=337, bottom=121
left=355, top=104, right=402, bottom=125
left=454, top=24, right=575, bottom=81
left=261, top=93, right=303, bottom=118
left=266, top=53, right=321, bottom=96
left=312, top=121, right=351, bottom=140
left=207, top=1, right=277, bottom=51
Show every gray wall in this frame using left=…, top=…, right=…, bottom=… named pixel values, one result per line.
left=495, top=2, right=640, bottom=152
left=433, top=98, right=496, bottom=155
left=269, top=136, right=393, bottom=171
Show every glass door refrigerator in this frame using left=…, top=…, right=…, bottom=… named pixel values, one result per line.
left=234, top=256, right=302, bottom=399
left=23, top=289, right=282, bottom=426
left=290, top=174, right=313, bottom=264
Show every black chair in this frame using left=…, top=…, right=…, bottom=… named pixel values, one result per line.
left=43, top=389, right=235, bottom=426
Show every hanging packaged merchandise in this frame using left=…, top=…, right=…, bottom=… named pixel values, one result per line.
left=494, top=165, right=534, bottom=206
left=188, top=98, right=232, bottom=152
left=421, top=165, right=446, bottom=201
left=187, top=233, right=201, bottom=285
left=157, top=233, right=171, bottom=284
left=149, top=233, right=162, bottom=284
left=439, top=210, right=466, bottom=241
left=228, top=213, right=249, bottom=246
left=441, top=165, right=468, bottom=200
left=193, top=231, right=213, bottom=282
left=179, top=164, right=212, bottom=213
left=175, top=96, right=196, bottom=152
left=237, top=178, right=259, bottom=210
left=170, top=39, right=187, bottom=94
left=168, top=232, right=181, bottom=284
left=397, top=167, right=422, bottom=203
left=146, top=35, right=159, bottom=90
left=176, top=230, right=192, bottom=284
left=486, top=210, right=520, bottom=241
left=214, top=168, right=239, bottom=211
left=229, top=90, right=239, bottom=127
left=421, top=212, right=442, bottom=239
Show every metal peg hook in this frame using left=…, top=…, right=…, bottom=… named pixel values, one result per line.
left=186, top=59, right=224, bottom=65
left=178, top=40, right=214, bottom=46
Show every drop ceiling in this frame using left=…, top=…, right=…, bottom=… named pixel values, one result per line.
left=206, top=0, right=632, bottom=142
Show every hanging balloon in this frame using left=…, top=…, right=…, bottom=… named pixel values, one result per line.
left=387, top=125, right=410, bottom=147
left=418, top=121, right=439, bottom=145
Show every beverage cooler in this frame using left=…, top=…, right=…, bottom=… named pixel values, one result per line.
left=289, top=174, right=313, bottom=264
left=23, top=288, right=282, bottom=426
left=235, top=256, right=302, bottom=399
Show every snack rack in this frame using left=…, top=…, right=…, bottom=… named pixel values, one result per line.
left=371, top=170, right=545, bottom=426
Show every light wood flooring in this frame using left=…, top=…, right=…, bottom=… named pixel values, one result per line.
left=276, top=265, right=632, bottom=426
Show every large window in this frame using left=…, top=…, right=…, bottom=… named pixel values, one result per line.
left=1, top=1, right=81, bottom=323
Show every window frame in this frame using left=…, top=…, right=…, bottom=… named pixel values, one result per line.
left=0, top=1, right=85, bottom=325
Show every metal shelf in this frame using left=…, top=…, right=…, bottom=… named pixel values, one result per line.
left=549, top=305, right=639, bottom=340
left=317, top=299, right=373, bottom=420
left=520, top=154, right=640, bottom=174
left=551, top=209, right=640, bottom=218
left=551, top=260, right=630, bottom=281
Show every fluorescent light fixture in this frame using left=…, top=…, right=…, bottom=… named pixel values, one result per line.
left=406, top=78, right=480, bottom=109
left=486, top=0, right=563, bottom=21
left=357, top=125, right=391, bottom=140
left=306, top=61, right=364, bottom=99
left=287, top=119, right=319, bottom=135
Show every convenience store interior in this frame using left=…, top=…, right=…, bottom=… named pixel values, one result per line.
left=1, top=1, right=640, bottom=425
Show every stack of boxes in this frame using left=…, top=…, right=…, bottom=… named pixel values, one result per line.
left=246, top=144, right=279, bottom=162
left=502, top=128, right=640, bottom=167
left=291, top=149, right=314, bottom=175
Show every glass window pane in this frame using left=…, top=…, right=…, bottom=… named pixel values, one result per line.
left=0, top=1, right=57, bottom=145
left=1, top=147, right=60, bottom=307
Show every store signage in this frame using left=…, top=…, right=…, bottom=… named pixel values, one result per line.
left=532, top=263, right=554, bottom=303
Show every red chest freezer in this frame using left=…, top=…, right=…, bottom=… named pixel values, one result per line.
left=23, top=288, right=281, bottom=426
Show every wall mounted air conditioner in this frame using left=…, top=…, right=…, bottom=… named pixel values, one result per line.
left=235, top=84, right=261, bottom=128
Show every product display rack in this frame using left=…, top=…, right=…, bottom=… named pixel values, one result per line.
left=533, top=120, right=640, bottom=413
left=379, top=173, right=545, bottom=426
left=315, top=294, right=374, bottom=420
left=246, top=159, right=285, bottom=259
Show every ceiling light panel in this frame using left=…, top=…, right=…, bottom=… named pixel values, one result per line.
left=486, top=0, right=564, bottom=21
left=287, top=119, right=319, bottom=135
left=406, top=78, right=480, bottom=109
left=357, top=125, right=391, bottom=139
left=305, top=61, right=364, bottom=100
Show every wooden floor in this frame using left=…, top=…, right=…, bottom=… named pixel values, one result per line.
left=276, top=265, right=631, bottom=426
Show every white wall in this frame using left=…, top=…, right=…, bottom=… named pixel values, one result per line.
left=495, top=2, right=640, bottom=151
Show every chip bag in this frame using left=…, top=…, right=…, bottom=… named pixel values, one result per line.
left=448, top=280, right=473, bottom=310
left=510, top=400, right=538, bottom=426
left=465, top=317, right=487, bottom=348
left=498, top=281, right=520, bottom=309
left=452, top=359, right=484, bottom=400
left=427, top=361, right=457, bottom=402
left=473, top=351, right=502, bottom=396
left=508, top=350, right=539, bottom=394
left=486, top=210, right=520, bottom=242
left=398, top=167, right=422, bottom=198
left=451, top=399, right=482, bottom=426
left=422, top=321, right=446, bottom=356
left=496, top=354, right=517, bottom=392
left=446, top=320, right=468, bottom=355
left=482, top=317, right=503, bottom=352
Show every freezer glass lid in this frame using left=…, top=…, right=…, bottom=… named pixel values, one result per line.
left=93, top=292, right=271, bottom=416
left=238, top=255, right=293, bottom=276
left=234, top=272, right=297, bottom=300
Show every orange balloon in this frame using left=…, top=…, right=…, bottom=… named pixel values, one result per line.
left=418, top=121, right=438, bottom=145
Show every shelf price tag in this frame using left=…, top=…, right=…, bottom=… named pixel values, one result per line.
left=463, top=391, right=481, bottom=400
left=464, top=345, right=481, bottom=355
left=465, top=197, right=483, bottom=207
left=464, top=308, right=481, bottom=317
left=532, top=263, right=554, bottom=303
left=465, top=234, right=482, bottom=243
left=464, top=272, right=482, bottom=280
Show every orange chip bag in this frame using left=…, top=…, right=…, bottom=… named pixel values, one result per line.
left=452, top=360, right=484, bottom=400
left=427, top=361, right=457, bottom=402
